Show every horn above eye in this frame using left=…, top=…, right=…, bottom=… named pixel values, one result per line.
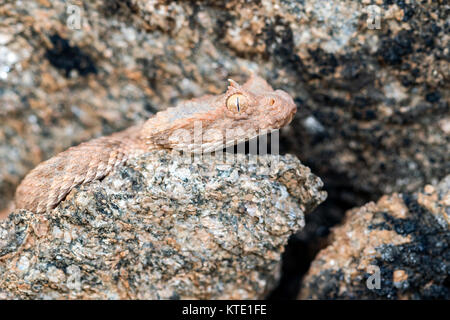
left=226, top=94, right=249, bottom=113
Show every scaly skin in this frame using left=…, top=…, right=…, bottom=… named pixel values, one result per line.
left=12, top=74, right=297, bottom=214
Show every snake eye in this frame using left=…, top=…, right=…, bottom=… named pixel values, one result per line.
left=226, top=94, right=249, bottom=113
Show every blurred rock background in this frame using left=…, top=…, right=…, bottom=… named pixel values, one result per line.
left=0, top=0, right=448, bottom=298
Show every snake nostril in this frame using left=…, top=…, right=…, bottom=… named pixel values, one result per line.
left=269, top=98, right=275, bottom=106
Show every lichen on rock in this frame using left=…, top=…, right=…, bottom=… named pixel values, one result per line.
left=0, top=150, right=326, bottom=299
left=299, top=175, right=450, bottom=300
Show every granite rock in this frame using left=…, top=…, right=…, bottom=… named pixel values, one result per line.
left=299, top=175, right=449, bottom=300
left=0, top=151, right=326, bottom=299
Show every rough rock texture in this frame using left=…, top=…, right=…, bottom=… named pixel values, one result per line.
left=0, top=151, right=326, bottom=299
left=299, top=175, right=450, bottom=300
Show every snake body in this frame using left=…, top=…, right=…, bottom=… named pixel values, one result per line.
left=13, top=75, right=297, bottom=213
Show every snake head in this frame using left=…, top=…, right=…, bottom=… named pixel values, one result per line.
left=143, top=74, right=297, bottom=153
left=222, top=74, right=297, bottom=130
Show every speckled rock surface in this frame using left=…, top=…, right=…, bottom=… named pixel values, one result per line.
left=0, top=151, right=326, bottom=299
left=299, top=175, right=449, bottom=300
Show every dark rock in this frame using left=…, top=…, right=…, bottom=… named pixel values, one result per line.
left=45, top=34, right=97, bottom=77
left=299, top=176, right=450, bottom=300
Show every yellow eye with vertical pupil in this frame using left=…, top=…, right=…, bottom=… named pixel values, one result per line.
left=226, top=94, right=248, bottom=113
